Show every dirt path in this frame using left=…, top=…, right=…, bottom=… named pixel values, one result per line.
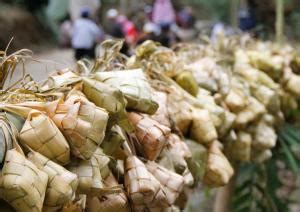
left=7, top=48, right=74, bottom=87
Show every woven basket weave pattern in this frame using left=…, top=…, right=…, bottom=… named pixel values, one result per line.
left=1, top=149, right=48, bottom=212
left=48, top=94, right=108, bottom=160
left=203, top=141, right=234, bottom=187
left=27, top=151, right=78, bottom=210
left=167, top=88, right=193, bottom=134
left=19, top=110, right=70, bottom=165
left=190, top=109, right=218, bottom=145
left=86, top=173, right=130, bottom=212
left=146, top=161, right=184, bottom=205
left=125, top=156, right=165, bottom=206
left=128, top=113, right=170, bottom=161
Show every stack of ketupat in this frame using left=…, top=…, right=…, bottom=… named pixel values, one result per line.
left=129, top=37, right=300, bottom=187
left=0, top=36, right=299, bottom=211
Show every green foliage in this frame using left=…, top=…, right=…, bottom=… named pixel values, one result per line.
left=232, top=163, right=279, bottom=212
left=188, top=0, right=230, bottom=22
left=232, top=123, right=300, bottom=212
left=1, top=0, right=48, bottom=11
left=290, top=12, right=300, bottom=39
left=278, top=124, right=300, bottom=175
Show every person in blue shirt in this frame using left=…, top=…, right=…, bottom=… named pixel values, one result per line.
left=239, top=0, right=256, bottom=31
left=71, top=8, right=104, bottom=60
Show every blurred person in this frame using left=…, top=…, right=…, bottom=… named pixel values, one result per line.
left=137, top=22, right=160, bottom=45
left=131, top=10, right=148, bottom=32
left=106, top=9, right=130, bottom=55
left=211, top=22, right=225, bottom=44
left=152, top=0, right=178, bottom=47
left=58, top=14, right=72, bottom=48
left=152, top=0, right=176, bottom=26
left=117, top=15, right=138, bottom=45
left=71, top=8, right=104, bottom=60
left=177, top=6, right=195, bottom=29
left=69, top=0, right=101, bottom=21
left=144, top=5, right=153, bottom=21
left=175, top=6, right=196, bottom=41
left=106, top=8, right=124, bottom=39
left=157, top=23, right=179, bottom=47
left=239, top=1, right=256, bottom=31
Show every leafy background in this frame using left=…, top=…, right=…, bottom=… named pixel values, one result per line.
left=232, top=123, right=300, bottom=212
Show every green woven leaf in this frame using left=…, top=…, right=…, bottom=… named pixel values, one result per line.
left=278, top=136, right=300, bottom=175
left=82, top=77, right=133, bottom=132
left=0, top=128, right=5, bottom=165
left=94, top=69, right=159, bottom=115
left=101, top=126, right=125, bottom=156
left=4, top=112, right=25, bottom=132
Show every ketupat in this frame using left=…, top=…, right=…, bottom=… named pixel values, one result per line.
left=0, top=149, right=48, bottom=212
left=101, top=125, right=125, bottom=156
left=0, top=114, right=20, bottom=166
left=235, top=97, right=266, bottom=128
left=124, top=155, right=169, bottom=208
left=128, top=112, right=171, bottom=161
left=159, top=134, right=191, bottom=175
left=47, top=91, right=109, bottom=160
left=190, top=109, right=218, bottom=145
left=166, top=86, right=193, bottom=134
left=146, top=161, right=185, bottom=205
left=203, top=141, right=234, bottom=187
left=185, top=139, right=208, bottom=183
left=94, top=69, right=159, bottom=114
left=68, top=148, right=121, bottom=196
left=42, top=70, right=82, bottom=92
left=82, top=77, right=132, bottom=132
left=248, top=51, right=283, bottom=80
left=1, top=35, right=300, bottom=211
left=19, top=109, right=70, bottom=165
left=225, top=130, right=251, bottom=162
left=225, top=88, right=248, bottom=113
left=196, top=90, right=226, bottom=130
left=151, top=90, right=171, bottom=128
left=27, top=151, right=78, bottom=211
left=175, top=71, right=199, bottom=97
left=86, top=173, right=130, bottom=212
left=251, top=117, right=277, bottom=149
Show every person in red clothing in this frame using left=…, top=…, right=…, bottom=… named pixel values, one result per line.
left=116, top=15, right=138, bottom=46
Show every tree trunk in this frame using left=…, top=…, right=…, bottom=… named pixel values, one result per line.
left=213, top=174, right=236, bottom=212
left=120, top=0, right=127, bottom=14
left=230, top=0, right=240, bottom=29
left=276, top=0, right=284, bottom=45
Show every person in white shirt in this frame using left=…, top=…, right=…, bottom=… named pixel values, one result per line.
left=71, top=8, right=103, bottom=60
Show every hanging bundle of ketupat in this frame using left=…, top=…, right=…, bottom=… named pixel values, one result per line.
left=0, top=35, right=299, bottom=211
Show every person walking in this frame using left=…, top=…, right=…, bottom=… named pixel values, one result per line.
left=71, top=8, right=104, bottom=60
left=152, top=0, right=176, bottom=26
left=106, top=9, right=124, bottom=39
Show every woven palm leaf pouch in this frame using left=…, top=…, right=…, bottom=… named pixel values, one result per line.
left=19, top=109, right=70, bottom=165
left=124, top=155, right=169, bottom=208
left=82, top=77, right=132, bottom=132
left=27, top=151, right=79, bottom=211
left=46, top=91, right=109, bottom=160
left=1, top=148, right=48, bottom=212
left=68, top=148, right=121, bottom=196
left=151, top=90, right=171, bottom=128
left=203, top=141, right=234, bottom=187
left=166, top=86, right=193, bottom=134
left=0, top=114, right=19, bottom=167
left=128, top=112, right=171, bottom=161
left=94, top=69, right=158, bottom=115
left=86, top=173, right=130, bottom=212
left=146, top=161, right=185, bottom=206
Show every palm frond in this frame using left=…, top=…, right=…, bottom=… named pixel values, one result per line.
left=232, top=123, right=300, bottom=212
